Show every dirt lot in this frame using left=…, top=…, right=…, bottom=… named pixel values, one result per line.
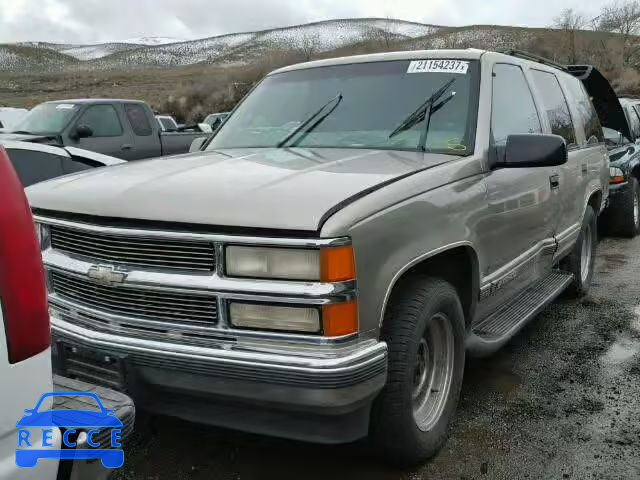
left=114, top=235, right=640, bottom=480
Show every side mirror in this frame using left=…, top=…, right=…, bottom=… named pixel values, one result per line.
left=494, top=134, right=567, bottom=169
left=71, top=125, right=93, bottom=140
left=189, top=137, right=206, bottom=153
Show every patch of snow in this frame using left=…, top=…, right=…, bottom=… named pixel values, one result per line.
left=119, top=36, right=186, bottom=46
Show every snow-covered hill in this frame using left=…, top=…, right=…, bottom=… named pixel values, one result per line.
left=2, top=18, right=441, bottom=70
left=0, top=19, right=574, bottom=73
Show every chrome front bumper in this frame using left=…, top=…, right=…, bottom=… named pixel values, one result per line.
left=52, top=316, right=387, bottom=410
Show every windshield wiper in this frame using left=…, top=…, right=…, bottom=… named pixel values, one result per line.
left=10, top=130, right=34, bottom=135
left=388, top=78, right=456, bottom=150
left=277, top=93, right=343, bottom=148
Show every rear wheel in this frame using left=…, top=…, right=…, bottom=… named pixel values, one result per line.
left=563, top=205, right=597, bottom=297
left=370, top=276, right=465, bottom=466
left=608, top=177, right=640, bottom=238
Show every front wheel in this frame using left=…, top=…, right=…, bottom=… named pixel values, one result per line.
left=563, top=205, right=597, bottom=297
left=370, top=276, right=465, bottom=466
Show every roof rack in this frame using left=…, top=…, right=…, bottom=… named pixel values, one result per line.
left=502, top=49, right=568, bottom=71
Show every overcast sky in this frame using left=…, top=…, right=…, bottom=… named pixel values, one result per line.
left=0, top=0, right=611, bottom=44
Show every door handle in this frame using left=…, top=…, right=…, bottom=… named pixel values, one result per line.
left=121, top=144, right=133, bottom=150
left=549, top=174, right=560, bottom=189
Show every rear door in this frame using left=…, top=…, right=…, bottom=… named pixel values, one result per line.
left=529, top=69, right=588, bottom=257
left=71, top=104, right=133, bottom=158
left=122, top=103, right=161, bottom=160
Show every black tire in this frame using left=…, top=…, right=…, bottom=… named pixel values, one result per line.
left=370, top=276, right=465, bottom=466
left=607, top=177, right=640, bottom=238
left=563, top=205, right=597, bottom=297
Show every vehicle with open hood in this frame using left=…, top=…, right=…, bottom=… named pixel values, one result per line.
left=27, top=49, right=612, bottom=465
left=595, top=95, right=640, bottom=237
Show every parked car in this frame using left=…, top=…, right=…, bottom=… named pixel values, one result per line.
left=0, top=107, right=28, bottom=130
left=203, top=112, right=229, bottom=130
left=0, top=140, right=125, bottom=187
left=28, top=49, right=613, bottom=465
left=599, top=96, right=640, bottom=237
left=0, top=99, right=206, bottom=161
left=0, top=145, right=59, bottom=479
left=0, top=146, right=135, bottom=479
left=156, top=115, right=179, bottom=132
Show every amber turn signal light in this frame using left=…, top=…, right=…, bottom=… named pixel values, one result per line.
left=610, top=176, right=626, bottom=185
left=320, top=245, right=355, bottom=282
left=322, top=300, right=358, bottom=337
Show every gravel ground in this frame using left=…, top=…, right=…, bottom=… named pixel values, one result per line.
left=113, top=236, right=640, bottom=480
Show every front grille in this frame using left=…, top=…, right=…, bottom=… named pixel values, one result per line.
left=51, top=270, right=218, bottom=326
left=49, top=224, right=216, bottom=272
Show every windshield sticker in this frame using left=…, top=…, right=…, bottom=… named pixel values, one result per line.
left=55, top=104, right=76, bottom=110
left=407, top=60, right=469, bottom=75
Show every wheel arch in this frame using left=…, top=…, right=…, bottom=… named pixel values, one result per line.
left=586, top=188, right=603, bottom=216
left=380, top=243, right=480, bottom=328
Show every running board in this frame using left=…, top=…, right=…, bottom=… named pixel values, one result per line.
left=466, top=271, right=573, bottom=358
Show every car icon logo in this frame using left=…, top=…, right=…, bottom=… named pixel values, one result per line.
left=16, top=391, right=125, bottom=469
left=87, top=265, right=128, bottom=286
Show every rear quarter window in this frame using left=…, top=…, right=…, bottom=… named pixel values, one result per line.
left=530, top=70, right=577, bottom=147
left=562, top=76, right=604, bottom=146
left=5, top=149, right=65, bottom=187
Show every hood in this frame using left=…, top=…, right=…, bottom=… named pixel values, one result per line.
left=27, top=147, right=451, bottom=232
left=567, top=65, right=632, bottom=141
left=608, top=143, right=637, bottom=168
left=0, top=132, right=62, bottom=144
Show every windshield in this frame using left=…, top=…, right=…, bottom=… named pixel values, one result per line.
left=11, top=103, right=79, bottom=135
left=603, top=126, right=629, bottom=149
left=208, top=60, right=479, bottom=154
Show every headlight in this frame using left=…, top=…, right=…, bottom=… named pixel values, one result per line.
left=226, top=246, right=320, bottom=280
left=609, top=167, right=626, bottom=184
left=225, top=245, right=355, bottom=282
left=35, top=223, right=50, bottom=250
left=229, top=302, right=321, bottom=333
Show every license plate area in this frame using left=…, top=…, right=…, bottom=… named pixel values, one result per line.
left=55, top=342, right=126, bottom=391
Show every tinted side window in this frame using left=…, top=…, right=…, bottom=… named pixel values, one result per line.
left=76, top=105, right=123, bottom=137
left=531, top=70, right=577, bottom=146
left=562, top=77, right=603, bottom=145
left=6, top=149, right=64, bottom=187
left=125, top=104, right=152, bottom=136
left=491, top=64, right=542, bottom=144
left=61, top=156, right=101, bottom=175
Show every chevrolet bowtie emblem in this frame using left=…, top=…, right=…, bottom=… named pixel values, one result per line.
left=87, top=265, right=128, bottom=286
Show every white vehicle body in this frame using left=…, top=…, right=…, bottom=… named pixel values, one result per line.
left=0, top=144, right=60, bottom=479
left=0, top=315, right=61, bottom=480
left=0, top=108, right=28, bottom=129
left=0, top=141, right=126, bottom=167
left=0, top=140, right=125, bottom=187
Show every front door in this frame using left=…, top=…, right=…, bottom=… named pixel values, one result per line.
left=67, top=104, right=134, bottom=159
left=476, top=63, right=560, bottom=318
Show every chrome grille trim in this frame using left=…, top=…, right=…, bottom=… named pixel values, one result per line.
left=36, top=215, right=358, bottom=347
left=51, top=270, right=218, bottom=326
left=36, top=215, right=350, bottom=247
left=49, top=224, right=216, bottom=272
